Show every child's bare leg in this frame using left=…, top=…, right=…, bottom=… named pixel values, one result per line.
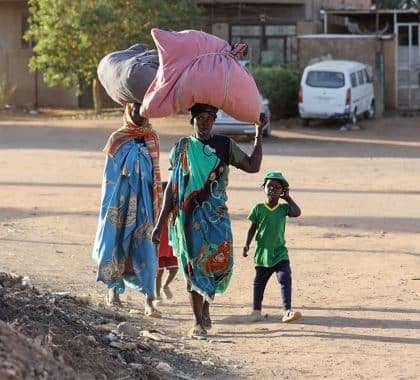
left=162, top=267, right=178, bottom=299
left=163, top=267, right=178, bottom=288
left=155, top=268, right=164, bottom=298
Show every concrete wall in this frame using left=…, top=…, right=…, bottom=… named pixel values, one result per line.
left=383, top=38, right=396, bottom=109
left=211, top=23, right=230, bottom=41
left=200, top=2, right=305, bottom=24
left=297, top=36, right=388, bottom=114
left=304, top=0, right=372, bottom=21
left=298, top=37, right=378, bottom=69
left=319, top=0, right=371, bottom=10
left=0, top=1, right=77, bottom=108
left=297, top=21, right=323, bottom=35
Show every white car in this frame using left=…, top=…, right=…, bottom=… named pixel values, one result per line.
left=213, top=98, right=272, bottom=137
left=299, top=60, right=375, bottom=125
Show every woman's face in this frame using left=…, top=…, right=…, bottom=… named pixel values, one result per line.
left=193, top=111, right=216, bottom=140
left=130, top=103, right=147, bottom=126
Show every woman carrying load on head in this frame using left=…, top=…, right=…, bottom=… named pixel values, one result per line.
left=92, top=102, right=163, bottom=317
left=151, top=103, right=267, bottom=338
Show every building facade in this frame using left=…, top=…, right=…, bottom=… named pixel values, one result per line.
left=0, top=0, right=77, bottom=109
left=197, top=0, right=372, bottom=66
left=1, top=0, right=418, bottom=111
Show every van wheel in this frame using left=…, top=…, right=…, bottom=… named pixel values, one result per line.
left=301, top=118, right=310, bottom=126
left=263, top=122, right=272, bottom=137
left=364, top=101, right=375, bottom=120
left=349, top=110, right=357, bottom=125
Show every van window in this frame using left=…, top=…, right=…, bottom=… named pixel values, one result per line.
left=357, top=70, right=365, bottom=85
left=305, top=71, right=345, bottom=89
left=350, top=73, right=358, bottom=88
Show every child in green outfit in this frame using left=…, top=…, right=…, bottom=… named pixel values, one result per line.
left=243, top=171, right=302, bottom=323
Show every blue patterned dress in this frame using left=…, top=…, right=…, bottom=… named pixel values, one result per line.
left=92, top=139, right=157, bottom=297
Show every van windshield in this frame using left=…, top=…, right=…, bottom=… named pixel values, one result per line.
left=305, top=71, right=345, bottom=88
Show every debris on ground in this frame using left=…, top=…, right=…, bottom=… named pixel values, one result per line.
left=0, top=272, right=230, bottom=379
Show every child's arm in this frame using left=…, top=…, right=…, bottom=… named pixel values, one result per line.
left=243, top=222, right=257, bottom=257
left=281, top=188, right=301, bottom=217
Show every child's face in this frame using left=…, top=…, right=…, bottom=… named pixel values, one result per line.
left=264, top=179, right=283, bottom=202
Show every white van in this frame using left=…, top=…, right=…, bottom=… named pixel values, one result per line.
left=298, top=60, right=375, bottom=125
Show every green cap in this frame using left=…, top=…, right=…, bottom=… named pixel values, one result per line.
left=262, top=171, right=289, bottom=188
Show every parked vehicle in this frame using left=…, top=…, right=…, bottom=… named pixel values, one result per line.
left=298, top=60, right=375, bottom=125
left=213, top=60, right=272, bottom=137
left=213, top=98, right=271, bottom=137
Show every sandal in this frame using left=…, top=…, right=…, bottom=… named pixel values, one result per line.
left=104, top=294, right=122, bottom=308
left=189, top=326, right=207, bottom=340
left=282, top=310, right=302, bottom=323
left=144, top=307, right=162, bottom=318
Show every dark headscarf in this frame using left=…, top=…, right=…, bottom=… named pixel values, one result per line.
left=189, top=103, right=218, bottom=125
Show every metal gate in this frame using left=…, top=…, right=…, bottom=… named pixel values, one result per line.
left=396, top=23, right=420, bottom=110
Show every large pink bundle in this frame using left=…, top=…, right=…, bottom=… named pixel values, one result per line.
left=140, top=29, right=261, bottom=123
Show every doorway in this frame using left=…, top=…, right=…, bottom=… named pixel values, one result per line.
left=396, top=23, right=420, bottom=110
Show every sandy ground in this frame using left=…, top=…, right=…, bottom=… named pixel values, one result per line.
left=1, top=110, right=419, bottom=379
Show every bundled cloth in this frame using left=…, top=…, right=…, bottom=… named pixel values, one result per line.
left=98, top=43, right=159, bottom=105
left=140, top=29, right=262, bottom=123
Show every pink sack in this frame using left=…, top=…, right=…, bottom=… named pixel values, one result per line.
left=140, top=29, right=262, bottom=123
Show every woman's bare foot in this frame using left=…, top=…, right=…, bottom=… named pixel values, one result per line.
left=190, top=323, right=207, bottom=339
left=106, top=288, right=122, bottom=307
left=144, top=304, right=162, bottom=318
left=202, top=300, right=212, bottom=329
left=144, top=296, right=162, bottom=318
left=202, top=313, right=212, bottom=330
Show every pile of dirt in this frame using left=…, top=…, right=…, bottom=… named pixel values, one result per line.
left=0, top=272, right=229, bottom=379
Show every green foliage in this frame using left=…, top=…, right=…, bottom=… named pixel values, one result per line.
left=0, top=75, right=16, bottom=108
left=24, top=0, right=204, bottom=94
left=250, top=65, right=301, bottom=119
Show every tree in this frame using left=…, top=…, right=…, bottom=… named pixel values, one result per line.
left=24, top=0, right=204, bottom=114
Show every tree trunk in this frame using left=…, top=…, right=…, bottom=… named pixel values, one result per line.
left=92, top=78, right=102, bottom=115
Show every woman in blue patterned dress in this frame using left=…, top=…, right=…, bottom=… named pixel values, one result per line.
left=92, top=103, right=162, bottom=317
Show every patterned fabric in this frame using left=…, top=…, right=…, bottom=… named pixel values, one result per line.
left=169, top=136, right=233, bottom=302
left=92, top=109, right=163, bottom=297
left=104, top=104, right=163, bottom=222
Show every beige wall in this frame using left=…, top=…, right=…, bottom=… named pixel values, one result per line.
left=297, top=36, right=390, bottom=114
left=0, top=1, right=77, bottom=108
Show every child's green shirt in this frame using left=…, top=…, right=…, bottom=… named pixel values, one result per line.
left=248, top=202, right=290, bottom=267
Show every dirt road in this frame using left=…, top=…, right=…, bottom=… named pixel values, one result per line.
left=1, top=111, right=419, bottom=379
